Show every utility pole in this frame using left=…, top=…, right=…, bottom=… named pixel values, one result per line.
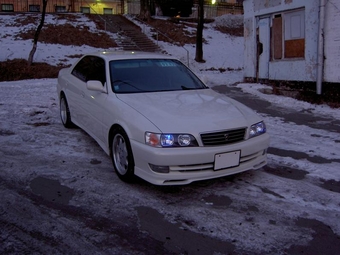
left=195, top=0, right=205, bottom=62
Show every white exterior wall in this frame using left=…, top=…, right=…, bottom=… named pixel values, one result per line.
left=243, top=15, right=256, bottom=78
left=324, top=0, right=340, bottom=83
left=243, top=0, right=320, bottom=82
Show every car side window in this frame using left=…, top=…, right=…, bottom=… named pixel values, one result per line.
left=71, top=56, right=106, bottom=85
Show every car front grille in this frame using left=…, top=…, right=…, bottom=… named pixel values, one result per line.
left=200, top=128, right=246, bottom=146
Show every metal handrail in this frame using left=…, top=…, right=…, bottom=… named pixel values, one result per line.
left=131, top=15, right=190, bottom=67
left=83, top=2, right=144, bottom=51
left=81, top=4, right=190, bottom=67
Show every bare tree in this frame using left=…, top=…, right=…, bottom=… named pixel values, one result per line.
left=195, top=0, right=205, bottom=62
left=28, top=0, right=48, bottom=65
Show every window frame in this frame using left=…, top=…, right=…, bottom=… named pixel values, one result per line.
left=103, top=8, right=113, bottom=14
left=1, top=4, right=14, bottom=12
left=271, top=8, right=305, bottom=61
left=29, top=5, right=40, bottom=12
left=55, top=5, right=66, bottom=13
left=80, top=7, right=90, bottom=13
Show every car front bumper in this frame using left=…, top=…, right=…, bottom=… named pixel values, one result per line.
left=130, top=133, right=270, bottom=185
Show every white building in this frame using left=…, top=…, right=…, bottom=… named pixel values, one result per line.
left=243, top=0, right=340, bottom=92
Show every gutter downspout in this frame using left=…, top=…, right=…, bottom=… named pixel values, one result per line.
left=316, top=0, right=326, bottom=95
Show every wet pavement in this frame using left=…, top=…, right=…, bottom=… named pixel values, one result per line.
left=213, top=85, right=340, bottom=133
left=1, top=81, right=340, bottom=255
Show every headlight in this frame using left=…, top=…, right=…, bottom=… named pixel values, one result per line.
left=249, top=121, right=266, bottom=138
left=145, top=132, right=198, bottom=147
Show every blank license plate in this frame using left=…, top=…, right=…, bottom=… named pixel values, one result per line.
left=214, top=151, right=240, bottom=170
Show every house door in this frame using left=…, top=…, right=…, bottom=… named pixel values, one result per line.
left=257, top=17, right=270, bottom=80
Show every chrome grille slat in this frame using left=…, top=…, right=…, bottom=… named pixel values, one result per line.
left=201, top=128, right=246, bottom=146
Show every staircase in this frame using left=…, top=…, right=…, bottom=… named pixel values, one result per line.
left=92, top=15, right=161, bottom=52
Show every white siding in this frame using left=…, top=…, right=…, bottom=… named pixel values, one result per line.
left=243, top=0, right=321, bottom=82
left=324, top=0, right=340, bottom=83
left=243, top=16, right=256, bottom=78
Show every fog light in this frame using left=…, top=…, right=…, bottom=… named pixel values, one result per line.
left=149, top=164, right=170, bottom=173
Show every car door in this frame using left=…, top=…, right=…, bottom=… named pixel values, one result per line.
left=81, top=56, right=108, bottom=144
left=69, top=56, right=95, bottom=129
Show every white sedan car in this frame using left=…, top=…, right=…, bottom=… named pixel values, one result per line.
left=57, top=51, right=270, bottom=185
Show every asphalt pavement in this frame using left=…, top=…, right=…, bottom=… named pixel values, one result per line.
left=1, top=81, right=340, bottom=255
left=212, top=85, right=340, bottom=134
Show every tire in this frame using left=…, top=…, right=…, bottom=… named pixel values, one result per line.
left=60, top=95, right=73, bottom=128
left=110, top=127, right=135, bottom=182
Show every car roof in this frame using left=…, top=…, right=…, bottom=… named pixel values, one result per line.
left=87, top=51, right=177, bottom=61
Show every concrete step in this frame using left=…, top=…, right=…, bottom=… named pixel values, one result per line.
left=90, top=14, right=161, bottom=52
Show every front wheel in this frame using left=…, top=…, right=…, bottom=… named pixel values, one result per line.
left=60, top=95, right=73, bottom=128
left=110, top=127, right=135, bottom=182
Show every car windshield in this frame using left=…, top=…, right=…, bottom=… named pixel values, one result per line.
left=109, top=59, right=208, bottom=93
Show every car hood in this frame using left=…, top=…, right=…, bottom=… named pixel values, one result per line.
left=116, top=89, right=261, bottom=133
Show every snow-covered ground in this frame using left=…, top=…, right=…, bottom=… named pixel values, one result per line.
left=1, top=13, right=340, bottom=254
left=2, top=12, right=338, bottom=169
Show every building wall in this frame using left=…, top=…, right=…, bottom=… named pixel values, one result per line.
left=324, top=0, right=340, bottom=83
left=243, top=15, right=255, bottom=79
left=1, top=0, right=244, bottom=17
left=0, top=0, right=124, bottom=14
left=243, top=0, right=324, bottom=82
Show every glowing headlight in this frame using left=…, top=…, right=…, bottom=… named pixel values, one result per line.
left=249, top=121, right=266, bottom=138
left=161, top=134, right=175, bottom=146
left=145, top=132, right=198, bottom=147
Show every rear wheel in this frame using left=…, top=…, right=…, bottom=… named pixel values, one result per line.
left=60, top=95, right=73, bottom=128
left=110, top=127, right=135, bottom=182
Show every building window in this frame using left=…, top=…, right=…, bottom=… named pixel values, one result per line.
left=29, top=5, right=40, bottom=12
left=272, top=9, right=305, bottom=60
left=80, top=7, right=90, bottom=13
left=55, top=6, right=66, bottom=13
left=103, top=8, right=113, bottom=14
left=1, top=4, right=14, bottom=12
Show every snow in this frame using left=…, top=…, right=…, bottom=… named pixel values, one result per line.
left=1, top=13, right=340, bottom=253
left=0, top=13, right=117, bottom=66
left=214, top=13, right=244, bottom=28
left=0, top=11, right=339, bottom=192
left=237, top=83, right=340, bottom=119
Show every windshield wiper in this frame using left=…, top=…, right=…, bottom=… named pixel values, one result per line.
left=113, top=79, right=144, bottom=92
left=181, top=85, right=206, bottom=90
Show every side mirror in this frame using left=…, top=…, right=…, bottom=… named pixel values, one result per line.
left=87, top=80, right=105, bottom=92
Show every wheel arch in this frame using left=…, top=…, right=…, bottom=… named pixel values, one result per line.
left=108, top=122, right=140, bottom=151
left=108, top=124, right=121, bottom=152
left=108, top=124, right=133, bottom=154
left=108, top=123, right=136, bottom=180
left=59, top=90, right=66, bottom=100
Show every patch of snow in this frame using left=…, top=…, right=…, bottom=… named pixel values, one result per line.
left=213, top=14, right=244, bottom=28
left=1, top=14, right=340, bottom=253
